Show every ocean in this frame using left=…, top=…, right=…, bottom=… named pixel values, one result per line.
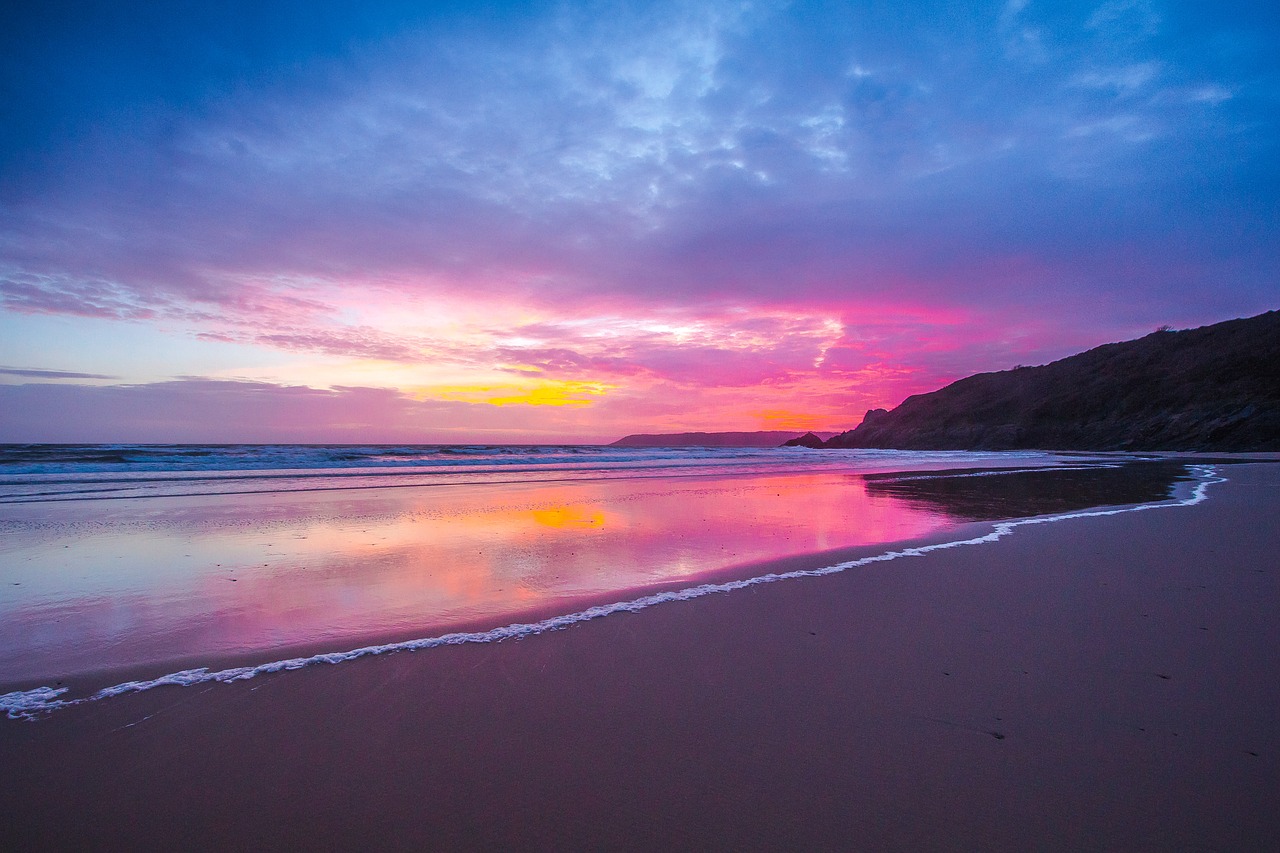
left=0, top=442, right=1059, bottom=502
left=0, top=444, right=1203, bottom=718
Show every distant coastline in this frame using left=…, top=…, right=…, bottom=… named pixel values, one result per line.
left=611, top=430, right=839, bottom=447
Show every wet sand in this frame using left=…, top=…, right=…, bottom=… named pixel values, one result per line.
left=0, top=469, right=969, bottom=688
left=3, top=463, right=1277, bottom=851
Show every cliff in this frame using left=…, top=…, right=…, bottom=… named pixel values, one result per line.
left=824, top=310, right=1280, bottom=451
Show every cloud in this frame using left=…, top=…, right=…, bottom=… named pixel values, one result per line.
left=0, top=306, right=1026, bottom=442
left=0, top=366, right=118, bottom=380
left=0, top=273, right=172, bottom=320
left=1070, top=62, right=1161, bottom=94
left=0, top=0, right=1277, bottom=438
left=1086, top=0, right=1162, bottom=40
left=4, top=1, right=1274, bottom=316
left=0, top=379, right=616, bottom=444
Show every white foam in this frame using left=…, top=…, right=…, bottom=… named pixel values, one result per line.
left=1, top=465, right=1225, bottom=721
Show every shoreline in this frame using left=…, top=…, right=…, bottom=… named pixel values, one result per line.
left=2, top=463, right=1220, bottom=716
left=3, top=461, right=1276, bottom=850
left=4, top=454, right=1183, bottom=695
left=0, top=519, right=999, bottom=700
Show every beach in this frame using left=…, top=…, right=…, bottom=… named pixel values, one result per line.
left=0, top=446, right=1089, bottom=693
left=7, top=2, right=1279, bottom=849
left=2, top=458, right=1277, bottom=850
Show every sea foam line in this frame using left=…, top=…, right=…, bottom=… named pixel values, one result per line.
left=1, top=465, right=1224, bottom=721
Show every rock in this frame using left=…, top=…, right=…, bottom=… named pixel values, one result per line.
left=823, top=310, right=1280, bottom=451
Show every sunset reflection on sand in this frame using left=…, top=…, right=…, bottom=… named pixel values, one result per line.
left=0, top=471, right=958, bottom=685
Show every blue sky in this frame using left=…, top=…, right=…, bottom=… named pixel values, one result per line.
left=1, top=0, right=1276, bottom=441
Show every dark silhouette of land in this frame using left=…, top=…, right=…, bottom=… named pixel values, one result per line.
left=612, top=430, right=837, bottom=447
left=814, top=310, right=1280, bottom=451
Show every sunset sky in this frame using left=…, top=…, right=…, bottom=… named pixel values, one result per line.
left=2, top=0, right=1276, bottom=443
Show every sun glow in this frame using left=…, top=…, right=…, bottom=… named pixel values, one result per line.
left=755, top=409, right=830, bottom=431
left=418, top=379, right=614, bottom=407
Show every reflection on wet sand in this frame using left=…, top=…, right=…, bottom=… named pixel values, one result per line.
left=0, top=460, right=1195, bottom=688
left=0, top=472, right=959, bottom=686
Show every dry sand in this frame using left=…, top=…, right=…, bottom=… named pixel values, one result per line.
left=2, top=463, right=1276, bottom=851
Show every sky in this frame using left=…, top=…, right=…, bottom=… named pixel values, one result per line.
left=1, top=0, right=1276, bottom=443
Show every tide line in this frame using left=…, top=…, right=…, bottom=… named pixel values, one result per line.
left=1, top=465, right=1224, bottom=721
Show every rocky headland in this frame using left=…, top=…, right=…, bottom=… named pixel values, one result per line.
left=813, top=310, right=1280, bottom=451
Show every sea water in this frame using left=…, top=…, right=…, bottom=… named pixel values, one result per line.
left=0, top=443, right=1060, bottom=501
left=0, top=444, right=1206, bottom=717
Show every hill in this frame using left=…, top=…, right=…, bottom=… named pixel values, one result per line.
left=823, top=310, right=1280, bottom=451
left=611, top=431, right=838, bottom=448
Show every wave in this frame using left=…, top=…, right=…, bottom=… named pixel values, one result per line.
left=0, top=446, right=1057, bottom=503
left=0, top=443, right=1054, bottom=474
left=0, top=465, right=1223, bottom=721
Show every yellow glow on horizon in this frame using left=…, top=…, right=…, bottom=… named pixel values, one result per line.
left=755, top=409, right=830, bottom=431
left=417, top=379, right=614, bottom=407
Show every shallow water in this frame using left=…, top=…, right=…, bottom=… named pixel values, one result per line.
left=0, top=446, right=1173, bottom=692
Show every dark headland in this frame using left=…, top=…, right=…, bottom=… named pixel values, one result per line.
left=613, top=430, right=837, bottom=447
left=797, top=310, right=1280, bottom=451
